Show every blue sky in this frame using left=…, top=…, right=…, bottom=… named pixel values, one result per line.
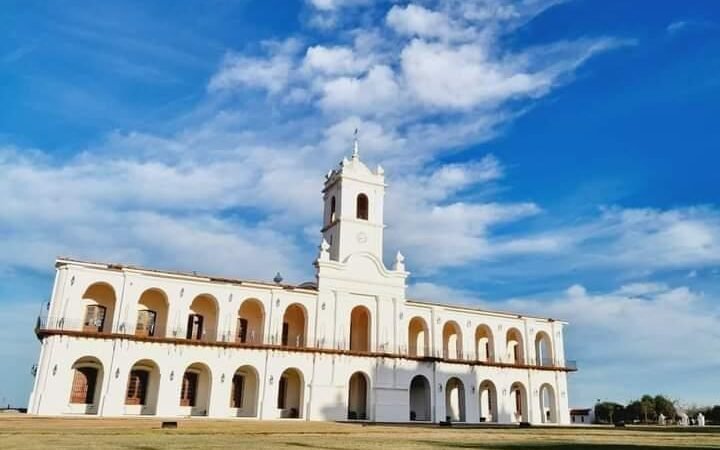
left=1, top=0, right=719, bottom=408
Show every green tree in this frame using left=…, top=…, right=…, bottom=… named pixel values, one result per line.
left=640, top=395, right=656, bottom=423
left=653, top=395, right=676, bottom=420
left=594, top=402, right=625, bottom=424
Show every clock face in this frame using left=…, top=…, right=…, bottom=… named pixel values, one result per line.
left=356, top=232, right=368, bottom=243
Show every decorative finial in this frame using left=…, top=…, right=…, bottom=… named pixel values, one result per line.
left=352, top=128, right=359, bottom=158
left=394, top=251, right=406, bottom=271
left=318, top=238, right=330, bottom=262
left=273, top=272, right=283, bottom=284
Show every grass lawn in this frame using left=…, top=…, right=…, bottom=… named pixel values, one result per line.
left=1, top=415, right=719, bottom=450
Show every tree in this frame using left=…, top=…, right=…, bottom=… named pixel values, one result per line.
left=653, top=395, right=676, bottom=420
left=640, top=395, right=656, bottom=423
left=594, top=402, right=625, bottom=424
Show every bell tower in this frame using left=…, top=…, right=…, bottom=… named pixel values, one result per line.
left=321, top=135, right=386, bottom=263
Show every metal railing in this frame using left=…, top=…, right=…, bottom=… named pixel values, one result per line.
left=36, top=315, right=578, bottom=370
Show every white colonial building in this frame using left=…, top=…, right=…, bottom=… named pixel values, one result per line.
left=28, top=143, right=575, bottom=423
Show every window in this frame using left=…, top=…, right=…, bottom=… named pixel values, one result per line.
left=231, top=374, right=245, bottom=408
left=70, top=367, right=98, bottom=404
left=329, top=196, right=337, bottom=223
left=125, top=370, right=149, bottom=405
left=237, top=318, right=248, bottom=343
left=277, top=376, right=288, bottom=409
left=180, top=372, right=198, bottom=407
left=135, top=310, right=157, bottom=337
left=83, top=305, right=107, bottom=333
left=186, top=314, right=204, bottom=340
left=356, top=194, right=368, bottom=220
left=515, top=390, right=522, bottom=415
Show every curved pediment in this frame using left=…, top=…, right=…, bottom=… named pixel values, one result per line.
left=342, top=251, right=389, bottom=278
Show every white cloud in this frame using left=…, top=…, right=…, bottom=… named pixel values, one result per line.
left=208, top=39, right=302, bottom=93
left=319, top=65, right=403, bottom=115
left=303, top=45, right=373, bottom=76
left=667, top=20, right=689, bottom=35
left=503, top=282, right=720, bottom=405
left=386, top=4, right=471, bottom=41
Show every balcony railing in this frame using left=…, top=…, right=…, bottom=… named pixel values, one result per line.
left=35, top=316, right=577, bottom=371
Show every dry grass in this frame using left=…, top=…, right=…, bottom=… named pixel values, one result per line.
left=1, top=414, right=719, bottom=450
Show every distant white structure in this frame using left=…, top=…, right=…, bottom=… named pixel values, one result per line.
left=658, top=413, right=666, bottom=425
left=570, top=408, right=593, bottom=424
left=697, top=413, right=705, bottom=427
left=678, top=412, right=689, bottom=426
left=28, top=140, right=575, bottom=422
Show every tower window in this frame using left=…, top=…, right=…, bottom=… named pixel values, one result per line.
left=356, top=194, right=368, bottom=220
left=330, top=196, right=337, bottom=223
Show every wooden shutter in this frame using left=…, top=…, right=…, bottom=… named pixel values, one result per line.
left=125, top=370, right=149, bottom=405
left=277, top=376, right=287, bottom=409
left=180, top=372, right=198, bottom=407
left=231, top=374, right=245, bottom=408
left=237, top=318, right=248, bottom=343
left=135, top=310, right=157, bottom=337
left=83, top=305, right=107, bottom=333
left=70, top=367, right=98, bottom=404
left=281, top=322, right=289, bottom=346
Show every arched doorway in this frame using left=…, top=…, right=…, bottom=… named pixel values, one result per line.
left=81, top=283, right=116, bottom=333
left=539, top=383, right=557, bottom=423
left=478, top=380, right=498, bottom=423
left=535, top=332, right=553, bottom=366
left=409, top=375, right=431, bottom=421
left=347, top=372, right=369, bottom=420
left=510, top=382, right=528, bottom=423
left=68, top=356, right=104, bottom=414
left=187, top=295, right=219, bottom=342
left=281, top=304, right=306, bottom=347
left=277, top=368, right=304, bottom=418
left=180, top=362, right=212, bottom=416
left=349, top=306, right=371, bottom=352
left=506, top=328, right=525, bottom=365
left=408, top=317, right=429, bottom=357
left=445, top=377, right=466, bottom=422
left=231, top=365, right=259, bottom=417
left=475, top=324, right=494, bottom=362
left=237, top=299, right=265, bottom=344
left=442, top=321, right=463, bottom=359
left=124, top=359, right=160, bottom=415
left=135, top=289, right=168, bottom=338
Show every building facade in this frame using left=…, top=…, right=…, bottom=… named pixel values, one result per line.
left=28, top=145, right=575, bottom=423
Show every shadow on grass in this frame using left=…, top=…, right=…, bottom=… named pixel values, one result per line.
left=418, top=442, right=711, bottom=450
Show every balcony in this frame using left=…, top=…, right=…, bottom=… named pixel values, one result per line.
left=35, top=315, right=578, bottom=372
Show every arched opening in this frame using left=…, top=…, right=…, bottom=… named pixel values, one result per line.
left=281, top=303, right=306, bottom=347
left=186, top=294, right=218, bottom=342
left=535, top=331, right=553, bottom=366
left=180, top=362, right=212, bottom=416
left=445, top=377, right=466, bottom=422
left=442, top=321, right=463, bottom=359
left=347, top=372, right=369, bottom=420
left=356, top=193, right=369, bottom=220
left=135, top=289, right=168, bottom=338
left=277, top=368, right=304, bottom=418
left=231, top=365, right=259, bottom=417
left=408, top=316, right=429, bottom=357
left=506, top=328, right=525, bottom=365
left=124, top=359, right=160, bottom=415
left=349, top=305, right=371, bottom=352
left=69, top=356, right=104, bottom=414
left=539, top=383, right=557, bottom=423
left=329, top=196, right=337, bottom=223
left=237, top=299, right=265, bottom=344
left=475, top=324, right=494, bottom=362
left=510, top=382, right=528, bottom=423
left=81, top=283, right=116, bottom=333
left=409, top=375, right=431, bottom=421
left=478, top=380, right=498, bottom=423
